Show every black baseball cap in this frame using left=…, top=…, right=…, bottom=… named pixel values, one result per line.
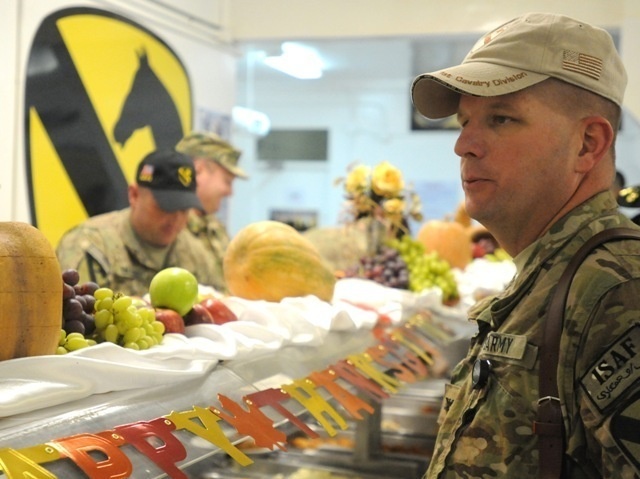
left=135, top=149, right=202, bottom=212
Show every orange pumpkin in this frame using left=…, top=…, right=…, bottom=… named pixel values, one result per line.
left=453, top=201, right=472, bottom=228
left=0, top=222, right=62, bottom=360
left=416, top=219, right=472, bottom=270
left=224, top=221, right=336, bottom=302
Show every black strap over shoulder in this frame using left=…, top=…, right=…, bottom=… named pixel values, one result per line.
left=535, top=227, right=640, bottom=479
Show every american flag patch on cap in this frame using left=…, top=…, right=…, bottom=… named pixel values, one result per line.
left=138, top=164, right=154, bottom=182
left=562, top=50, right=603, bottom=80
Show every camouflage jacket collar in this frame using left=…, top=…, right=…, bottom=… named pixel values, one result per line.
left=469, top=191, right=622, bottom=329
left=187, top=211, right=224, bottom=236
left=518, top=191, right=621, bottom=272
left=187, top=210, right=205, bottom=235
left=123, top=211, right=173, bottom=270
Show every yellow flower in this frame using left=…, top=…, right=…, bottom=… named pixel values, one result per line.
left=345, top=165, right=370, bottom=195
left=383, top=198, right=405, bottom=216
left=371, top=161, right=404, bottom=198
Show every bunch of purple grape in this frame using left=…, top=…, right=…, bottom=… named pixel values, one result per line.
left=61, top=269, right=99, bottom=336
left=344, top=247, right=410, bottom=289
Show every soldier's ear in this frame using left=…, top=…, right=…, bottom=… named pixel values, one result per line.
left=128, top=183, right=139, bottom=206
left=576, top=116, right=614, bottom=173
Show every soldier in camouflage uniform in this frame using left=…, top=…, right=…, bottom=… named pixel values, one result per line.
left=176, top=132, right=247, bottom=292
left=411, top=13, right=640, bottom=478
left=56, top=149, right=221, bottom=296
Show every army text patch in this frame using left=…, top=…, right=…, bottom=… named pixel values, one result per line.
left=479, top=332, right=538, bottom=368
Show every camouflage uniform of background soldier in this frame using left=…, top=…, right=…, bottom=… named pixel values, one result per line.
left=177, top=132, right=248, bottom=293
left=185, top=213, right=229, bottom=290
left=56, top=149, right=220, bottom=297
left=411, top=13, right=640, bottom=478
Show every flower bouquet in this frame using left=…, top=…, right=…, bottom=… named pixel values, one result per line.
left=338, top=161, right=423, bottom=251
left=337, top=162, right=459, bottom=302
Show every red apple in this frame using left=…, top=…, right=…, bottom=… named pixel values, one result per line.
left=477, top=237, right=497, bottom=255
left=154, top=308, right=186, bottom=334
left=200, top=297, right=238, bottom=325
left=471, top=243, right=487, bottom=259
left=183, top=303, right=215, bottom=326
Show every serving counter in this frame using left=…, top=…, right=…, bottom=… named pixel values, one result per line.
left=0, top=266, right=513, bottom=479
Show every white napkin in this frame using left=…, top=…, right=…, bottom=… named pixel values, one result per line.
left=0, top=335, right=219, bottom=418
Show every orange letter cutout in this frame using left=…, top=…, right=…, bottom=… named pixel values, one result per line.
left=244, top=388, right=319, bottom=438
left=213, top=394, right=287, bottom=451
left=307, top=369, right=374, bottom=420
left=114, top=418, right=187, bottom=478
left=365, top=343, right=418, bottom=383
left=380, top=337, right=428, bottom=379
left=331, top=360, right=389, bottom=402
left=51, top=433, right=132, bottom=479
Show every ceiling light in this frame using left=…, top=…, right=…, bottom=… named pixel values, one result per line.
left=264, top=42, right=324, bottom=79
left=232, top=106, right=271, bottom=136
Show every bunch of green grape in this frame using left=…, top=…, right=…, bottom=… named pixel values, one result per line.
left=92, top=288, right=165, bottom=350
left=485, top=248, right=512, bottom=262
left=57, top=331, right=97, bottom=354
left=386, top=235, right=459, bottom=302
left=57, top=287, right=166, bottom=354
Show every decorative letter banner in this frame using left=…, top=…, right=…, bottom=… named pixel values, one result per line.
left=0, top=316, right=442, bottom=478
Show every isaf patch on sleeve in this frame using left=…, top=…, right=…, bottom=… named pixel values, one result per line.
left=580, top=324, right=640, bottom=412
left=610, top=390, right=640, bottom=472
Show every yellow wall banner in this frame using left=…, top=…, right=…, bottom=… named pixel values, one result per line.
left=25, top=7, right=192, bottom=248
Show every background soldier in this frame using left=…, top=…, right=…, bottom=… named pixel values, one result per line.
left=176, top=132, right=247, bottom=292
left=56, top=149, right=220, bottom=296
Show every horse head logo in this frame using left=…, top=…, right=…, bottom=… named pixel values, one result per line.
left=113, top=48, right=184, bottom=149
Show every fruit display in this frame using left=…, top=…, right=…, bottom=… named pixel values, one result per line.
left=342, top=247, right=410, bottom=289
left=0, top=222, right=62, bottom=360
left=61, top=268, right=98, bottom=336
left=224, top=220, right=337, bottom=302
left=467, top=225, right=511, bottom=262
left=57, top=265, right=243, bottom=353
left=154, top=308, right=186, bottom=334
left=388, top=236, right=459, bottom=302
left=149, top=267, right=199, bottom=316
left=198, top=297, right=239, bottom=325
left=343, top=236, right=459, bottom=303
left=451, top=202, right=512, bottom=262
left=91, top=287, right=164, bottom=350
left=416, top=219, right=472, bottom=270
left=58, top=271, right=166, bottom=353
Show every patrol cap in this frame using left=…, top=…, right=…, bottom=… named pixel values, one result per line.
left=176, top=132, right=247, bottom=179
left=135, top=149, right=202, bottom=212
left=411, top=12, right=627, bottom=119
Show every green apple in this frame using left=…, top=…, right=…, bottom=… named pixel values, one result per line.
left=149, top=267, right=199, bottom=316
